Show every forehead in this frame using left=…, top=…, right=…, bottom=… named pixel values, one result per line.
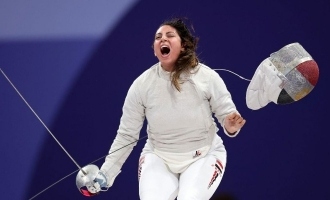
left=155, top=25, right=178, bottom=34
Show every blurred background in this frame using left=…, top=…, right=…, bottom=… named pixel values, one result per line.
left=0, top=0, right=329, bottom=199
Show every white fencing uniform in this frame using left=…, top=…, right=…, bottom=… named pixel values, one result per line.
left=100, top=62, right=240, bottom=199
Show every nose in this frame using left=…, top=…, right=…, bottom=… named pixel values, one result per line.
left=161, top=37, right=168, bottom=42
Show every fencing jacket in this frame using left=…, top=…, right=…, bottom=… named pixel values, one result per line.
left=100, top=62, right=239, bottom=185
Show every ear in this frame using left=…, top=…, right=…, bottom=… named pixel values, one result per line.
left=181, top=43, right=185, bottom=52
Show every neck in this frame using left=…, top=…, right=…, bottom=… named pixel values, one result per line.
left=160, top=63, right=174, bottom=72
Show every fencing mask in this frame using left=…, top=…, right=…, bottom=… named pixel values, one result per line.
left=246, top=42, right=319, bottom=110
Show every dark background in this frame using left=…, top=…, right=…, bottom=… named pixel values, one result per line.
left=0, top=0, right=329, bottom=199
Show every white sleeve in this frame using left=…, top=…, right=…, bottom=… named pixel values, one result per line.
left=100, top=79, right=145, bottom=186
left=208, top=71, right=240, bottom=137
left=246, top=58, right=283, bottom=110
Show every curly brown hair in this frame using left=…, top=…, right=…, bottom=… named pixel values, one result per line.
left=159, top=18, right=199, bottom=91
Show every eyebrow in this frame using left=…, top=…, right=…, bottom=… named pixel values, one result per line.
left=155, top=31, right=176, bottom=36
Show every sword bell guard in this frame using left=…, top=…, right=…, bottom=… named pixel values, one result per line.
left=76, top=164, right=100, bottom=197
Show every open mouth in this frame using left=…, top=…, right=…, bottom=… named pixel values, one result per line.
left=161, top=46, right=170, bottom=55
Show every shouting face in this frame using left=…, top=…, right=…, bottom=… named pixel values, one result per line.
left=153, top=25, right=184, bottom=71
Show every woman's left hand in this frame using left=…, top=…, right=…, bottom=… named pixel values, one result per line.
left=224, top=112, right=246, bottom=134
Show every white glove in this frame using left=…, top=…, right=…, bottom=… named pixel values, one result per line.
left=88, top=170, right=121, bottom=194
left=93, top=171, right=109, bottom=192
